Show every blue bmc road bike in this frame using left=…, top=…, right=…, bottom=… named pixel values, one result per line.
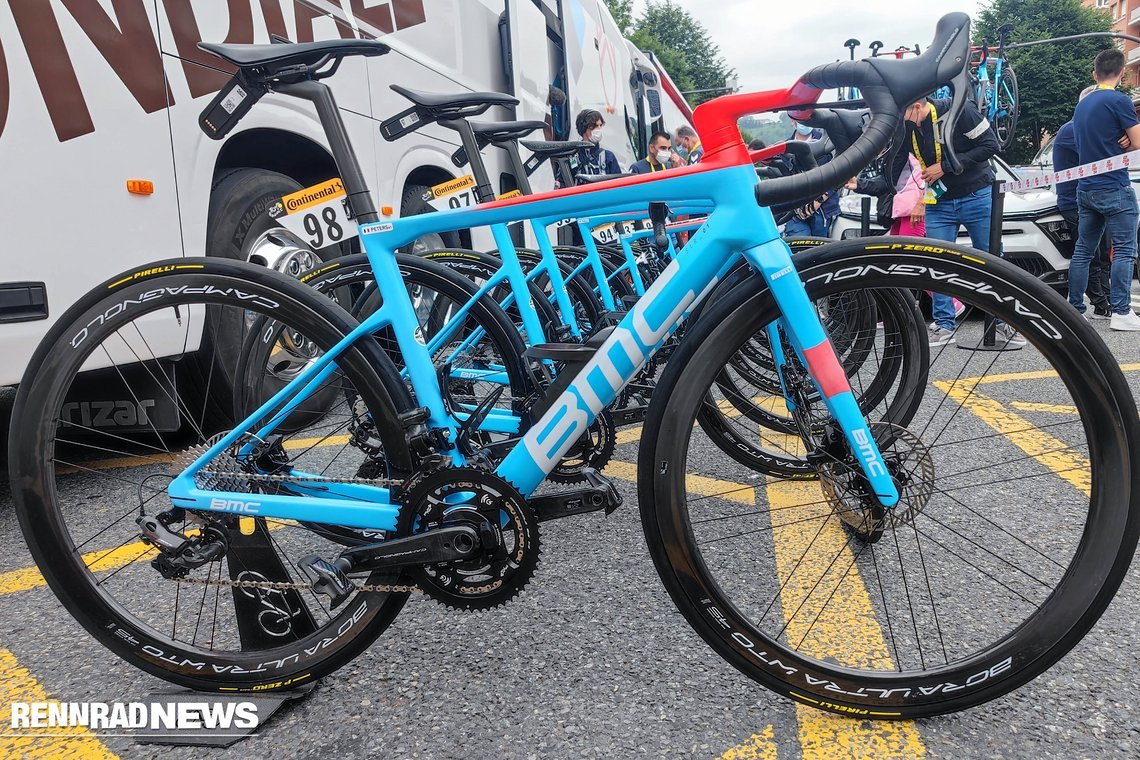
left=11, top=14, right=1140, bottom=717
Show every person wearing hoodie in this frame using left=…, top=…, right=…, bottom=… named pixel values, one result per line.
left=558, top=109, right=621, bottom=186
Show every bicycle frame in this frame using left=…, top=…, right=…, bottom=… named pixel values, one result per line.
left=169, top=158, right=901, bottom=527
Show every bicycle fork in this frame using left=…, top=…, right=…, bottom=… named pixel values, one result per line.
left=741, top=238, right=900, bottom=508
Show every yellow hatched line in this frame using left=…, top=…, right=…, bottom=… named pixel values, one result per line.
left=0, top=647, right=118, bottom=758
left=951, top=362, right=1140, bottom=388
left=765, top=473, right=924, bottom=756
left=57, top=434, right=353, bottom=475
left=721, top=725, right=778, bottom=760
left=0, top=522, right=290, bottom=598
left=1010, top=401, right=1079, bottom=415
left=934, top=381, right=1091, bottom=496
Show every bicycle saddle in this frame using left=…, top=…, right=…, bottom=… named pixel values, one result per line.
left=198, top=39, right=389, bottom=71
left=390, top=84, right=518, bottom=115
left=522, top=140, right=593, bottom=159
left=471, top=120, right=548, bottom=143
left=575, top=173, right=632, bottom=184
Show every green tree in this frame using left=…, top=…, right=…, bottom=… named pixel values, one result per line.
left=975, top=0, right=1114, bottom=163
left=604, top=0, right=634, bottom=35
left=627, top=1, right=735, bottom=106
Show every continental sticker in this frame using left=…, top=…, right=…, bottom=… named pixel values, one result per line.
left=428, top=175, right=476, bottom=200
left=281, top=178, right=346, bottom=215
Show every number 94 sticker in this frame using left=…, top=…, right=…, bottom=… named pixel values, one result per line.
left=272, top=178, right=358, bottom=249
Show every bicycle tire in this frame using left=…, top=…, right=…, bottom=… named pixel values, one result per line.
left=10, top=258, right=418, bottom=692
left=640, top=237, right=1140, bottom=717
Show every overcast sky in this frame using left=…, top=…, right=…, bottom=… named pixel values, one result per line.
left=655, top=1, right=985, bottom=92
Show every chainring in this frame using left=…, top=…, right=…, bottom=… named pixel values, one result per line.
left=549, top=410, right=617, bottom=484
left=396, top=464, right=539, bottom=610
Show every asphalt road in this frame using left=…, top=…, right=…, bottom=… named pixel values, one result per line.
left=0, top=313, right=1139, bottom=760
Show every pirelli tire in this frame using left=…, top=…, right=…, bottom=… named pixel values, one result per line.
left=10, top=257, right=417, bottom=692
left=639, top=237, right=1140, bottom=717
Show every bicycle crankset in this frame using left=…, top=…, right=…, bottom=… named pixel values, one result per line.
left=550, top=410, right=617, bottom=484
left=396, top=464, right=540, bottom=610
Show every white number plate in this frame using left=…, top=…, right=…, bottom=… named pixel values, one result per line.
left=272, top=178, right=358, bottom=250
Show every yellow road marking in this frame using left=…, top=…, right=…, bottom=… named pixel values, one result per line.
left=721, top=725, right=778, bottom=760
left=765, top=470, right=925, bottom=757
left=1010, top=401, right=1079, bottom=415
left=0, top=523, right=291, bottom=597
left=935, top=381, right=1090, bottom=496
left=952, top=362, right=1140, bottom=388
left=57, top=433, right=353, bottom=474
left=0, top=647, right=117, bottom=758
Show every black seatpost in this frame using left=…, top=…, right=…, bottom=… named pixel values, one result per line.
left=498, top=141, right=533, bottom=196
left=439, top=119, right=497, bottom=203
left=276, top=80, right=380, bottom=225
left=554, top=157, right=575, bottom=187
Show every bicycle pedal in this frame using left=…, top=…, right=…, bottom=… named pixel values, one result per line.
left=299, top=555, right=354, bottom=609
left=611, top=404, right=647, bottom=426
left=531, top=468, right=622, bottom=521
left=620, top=294, right=640, bottom=309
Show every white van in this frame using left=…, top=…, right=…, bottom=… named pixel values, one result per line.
left=0, top=0, right=691, bottom=388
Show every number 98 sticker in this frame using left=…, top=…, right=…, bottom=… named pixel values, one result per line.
left=272, top=178, right=358, bottom=249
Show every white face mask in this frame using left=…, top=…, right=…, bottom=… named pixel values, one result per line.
left=588, top=127, right=604, bottom=144
left=655, top=149, right=671, bottom=163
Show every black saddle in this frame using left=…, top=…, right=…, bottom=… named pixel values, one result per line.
left=471, top=120, right=548, bottom=143
left=198, top=39, right=389, bottom=73
left=391, top=84, right=517, bottom=116
left=523, top=140, right=592, bottom=159
left=574, top=173, right=633, bottom=184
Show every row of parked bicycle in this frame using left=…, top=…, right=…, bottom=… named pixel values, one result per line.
left=8, top=15, right=1140, bottom=720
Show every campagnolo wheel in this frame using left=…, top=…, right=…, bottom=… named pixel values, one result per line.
left=10, top=258, right=419, bottom=692
left=697, top=285, right=927, bottom=478
left=640, top=237, right=1140, bottom=717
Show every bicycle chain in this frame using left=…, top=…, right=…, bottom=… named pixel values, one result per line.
left=167, top=469, right=502, bottom=596
left=197, top=470, right=400, bottom=487
left=174, top=574, right=421, bottom=594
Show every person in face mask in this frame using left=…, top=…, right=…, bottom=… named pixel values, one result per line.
left=630, top=131, right=683, bottom=174
left=674, top=125, right=703, bottom=164
left=560, top=109, right=621, bottom=185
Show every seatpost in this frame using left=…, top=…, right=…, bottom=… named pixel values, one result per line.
left=276, top=80, right=380, bottom=225
left=439, top=120, right=497, bottom=203
left=499, top=141, right=534, bottom=196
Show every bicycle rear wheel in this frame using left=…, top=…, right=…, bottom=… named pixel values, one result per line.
left=10, top=258, right=417, bottom=691
left=640, top=238, right=1140, bottom=717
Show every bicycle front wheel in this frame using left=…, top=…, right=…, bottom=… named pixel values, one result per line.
left=640, top=238, right=1140, bottom=717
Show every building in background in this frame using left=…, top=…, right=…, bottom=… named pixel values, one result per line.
left=1085, top=0, right=1140, bottom=85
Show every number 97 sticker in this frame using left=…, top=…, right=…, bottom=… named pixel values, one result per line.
left=272, top=177, right=358, bottom=249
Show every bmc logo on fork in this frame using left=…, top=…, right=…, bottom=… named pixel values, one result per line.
left=851, top=427, right=888, bottom=478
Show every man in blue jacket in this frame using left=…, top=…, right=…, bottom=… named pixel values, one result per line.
left=782, top=118, right=841, bottom=238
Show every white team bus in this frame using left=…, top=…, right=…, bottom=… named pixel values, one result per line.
left=0, top=0, right=693, bottom=391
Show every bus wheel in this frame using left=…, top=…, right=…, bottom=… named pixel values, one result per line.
left=193, top=168, right=324, bottom=432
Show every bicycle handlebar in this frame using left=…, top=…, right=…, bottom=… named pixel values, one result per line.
left=750, top=12, right=971, bottom=209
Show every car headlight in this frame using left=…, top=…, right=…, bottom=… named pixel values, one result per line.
left=1036, top=218, right=1074, bottom=258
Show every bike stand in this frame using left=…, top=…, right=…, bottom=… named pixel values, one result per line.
left=958, top=314, right=1023, bottom=352
left=135, top=682, right=317, bottom=748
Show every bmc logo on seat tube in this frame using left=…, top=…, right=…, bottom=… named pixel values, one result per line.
left=522, top=266, right=715, bottom=473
